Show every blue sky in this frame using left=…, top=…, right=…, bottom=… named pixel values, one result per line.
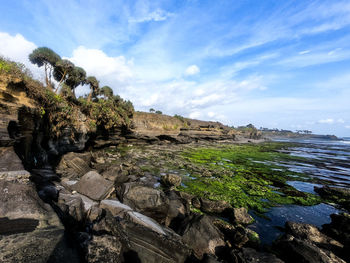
left=1, top=0, right=350, bottom=136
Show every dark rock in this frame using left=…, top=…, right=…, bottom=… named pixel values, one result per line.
left=120, top=183, right=170, bottom=224
left=285, top=221, right=343, bottom=251
left=192, top=197, right=201, bottom=209
left=314, top=186, right=350, bottom=211
left=242, top=248, right=284, bottom=263
left=165, top=190, right=189, bottom=229
left=56, top=193, right=85, bottom=223
left=161, top=173, right=182, bottom=187
left=100, top=199, right=133, bottom=217
left=275, top=235, right=345, bottom=263
left=73, top=171, right=114, bottom=201
left=179, top=215, right=226, bottom=260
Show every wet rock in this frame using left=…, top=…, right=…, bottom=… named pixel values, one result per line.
left=314, top=186, right=350, bottom=211
left=120, top=183, right=169, bottom=223
left=200, top=198, right=232, bottom=214
left=87, top=235, right=123, bottom=263
left=322, top=213, right=350, bottom=245
left=73, top=171, right=114, bottom=201
left=179, top=215, right=226, bottom=260
left=161, top=173, right=181, bottom=187
left=285, top=221, right=343, bottom=251
left=231, top=207, right=254, bottom=225
left=275, top=235, right=346, bottom=263
left=242, top=248, right=284, bottom=263
left=56, top=152, right=92, bottom=179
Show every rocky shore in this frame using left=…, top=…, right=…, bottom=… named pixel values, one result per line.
left=1, top=70, right=349, bottom=263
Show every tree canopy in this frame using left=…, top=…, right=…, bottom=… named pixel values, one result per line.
left=86, top=76, right=99, bottom=101
left=100, top=86, right=113, bottom=99
left=29, top=47, right=61, bottom=88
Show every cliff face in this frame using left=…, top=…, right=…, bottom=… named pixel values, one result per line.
left=129, top=111, right=236, bottom=143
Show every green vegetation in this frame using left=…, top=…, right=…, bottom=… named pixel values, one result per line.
left=1, top=50, right=134, bottom=138
left=178, top=142, right=321, bottom=213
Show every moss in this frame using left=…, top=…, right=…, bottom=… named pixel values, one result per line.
left=178, top=142, right=321, bottom=213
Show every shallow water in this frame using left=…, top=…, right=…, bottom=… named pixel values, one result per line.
left=249, top=138, right=350, bottom=244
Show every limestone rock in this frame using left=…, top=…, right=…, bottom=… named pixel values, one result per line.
left=73, top=171, right=114, bottom=201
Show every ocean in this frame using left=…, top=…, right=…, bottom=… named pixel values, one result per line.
left=249, top=138, right=350, bottom=244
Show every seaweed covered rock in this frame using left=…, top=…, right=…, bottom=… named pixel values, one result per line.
left=315, top=186, right=350, bottom=211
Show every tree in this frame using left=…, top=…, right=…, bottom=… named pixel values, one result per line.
left=155, top=110, right=162, bottom=114
left=65, top=66, right=86, bottom=96
left=86, top=76, right=99, bottom=101
left=53, top=59, right=75, bottom=92
left=29, top=47, right=60, bottom=88
left=100, top=86, right=113, bottom=100
left=149, top=108, right=155, bottom=113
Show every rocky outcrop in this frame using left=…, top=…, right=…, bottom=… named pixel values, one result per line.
left=315, top=186, right=350, bottom=211
left=0, top=147, right=80, bottom=263
left=274, top=221, right=347, bottom=263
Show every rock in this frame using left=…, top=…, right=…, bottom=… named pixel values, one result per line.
left=73, top=171, right=114, bottom=201
left=161, top=173, right=182, bottom=187
left=179, top=215, right=226, bottom=260
left=212, top=219, right=250, bottom=249
left=55, top=152, right=92, bottom=179
left=231, top=207, right=254, bottom=225
left=57, top=193, right=85, bottom=223
left=92, top=211, right=190, bottom=263
left=322, top=213, right=350, bottom=245
left=200, top=198, right=232, bottom=214
left=192, top=197, right=201, bottom=209
left=165, top=190, right=189, bottom=229
left=101, top=164, right=128, bottom=182
left=75, top=193, right=98, bottom=213
left=121, top=183, right=169, bottom=223
left=87, top=235, right=123, bottom=263
left=0, top=176, right=79, bottom=262
left=0, top=147, right=25, bottom=172
left=242, top=248, right=284, bottom=263
left=285, top=222, right=343, bottom=250
left=88, top=205, right=103, bottom=222
left=275, top=235, right=346, bottom=263
left=100, top=199, right=133, bottom=217
left=315, top=186, right=350, bottom=211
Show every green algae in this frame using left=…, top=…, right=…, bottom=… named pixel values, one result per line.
left=178, top=142, right=321, bottom=213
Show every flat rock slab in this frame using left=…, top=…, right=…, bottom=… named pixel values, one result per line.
left=100, top=199, right=133, bottom=217
left=73, top=171, right=114, bottom=201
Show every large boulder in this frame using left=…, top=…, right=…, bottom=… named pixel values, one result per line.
left=179, top=215, right=226, bottom=260
left=73, top=171, right=114, bottom=201
left=92, top=210, right=191, bottom=263
left=120, top=183, right=169, bottom=223
left=200, top=198, right=232, bottom=214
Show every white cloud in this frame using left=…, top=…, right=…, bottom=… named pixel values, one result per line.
left=185, top=65, right=200, bottom=76
left=299, top=50, right=310, bottom=55
left=68, top=46, right=133, bottom=95
left=345, top=125, right=350, bottom=129
left=0, top=32, right=42, bottom=79
left=129, top=8, right=174, bottom=23
left=318, top=118, right=334, bottom=124
left=337, top=118, right=345, bottom=123
left=189, top=111, right=201, bottom=119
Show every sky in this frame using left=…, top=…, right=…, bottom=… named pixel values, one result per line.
left=0, top=0, right=350, bottom=137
